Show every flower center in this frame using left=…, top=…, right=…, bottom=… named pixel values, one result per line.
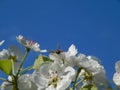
left=48, top=71, right=61, bottom=88
left=28, top=41, right=35, bottom=46
left=8, top=55, right=17, bottom=62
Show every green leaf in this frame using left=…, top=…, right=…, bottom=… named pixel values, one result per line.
left=20, top=66, right=33, bottom=74
left=0, top=60, right=12, bottom=75
left=80, top=84, right=98, bottom=90
left=33, top=55, right=53, bottom=69
left=69, top=88, right=74, bottom=90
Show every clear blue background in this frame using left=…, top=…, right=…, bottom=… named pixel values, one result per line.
left=0, top=0, right=120, bottom=86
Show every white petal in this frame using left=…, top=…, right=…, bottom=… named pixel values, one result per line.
left=0, top=49, right=9, bottom=59
left=56, top=66, right=75, bottom=90
left=67, top=44, right=77, bottom=56
left=49, top=53, right=64, bottom=61
left=18, top=74, right=38, bottom=90
left=46, top=85, right=56, bottom=90
left=8, top=76, right=12, bottom=82
left=93, top=68, right=108, bottom=86
left=32, top=73, right=48, bottom=89
left=57, top=75, right=72, bottom=90
left=0, top=40, right=5, bottom=46
left=79, top=55, right=103, bottom=74
left=40, top=49, right=47, bottom=52
left=65, top=66, right=75, bottom=77
left=17, top=35, right=47, bottom=52
left=36, top=62, right=52, bottom=77
left=79, top=69, right=86, bottom=77
left=113, top=72, right=120, bottom=86
left=16, top=35, right=27, bottom=47
left=115, top=60, right=120, bottom=72
left=49, top=61, right=64, bottom=75
left=1, top=82, right=12, bottom=90
left=31, top=44, right=47, bottom=52
left=9, top=45, right=24, bottom=60
left=32, top=63, right=51, bottom=88
left=14, top=62, right=21, bottom=74
left=31, top=43, right=40, bottom=52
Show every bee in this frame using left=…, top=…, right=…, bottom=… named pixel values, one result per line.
left=50, top=50, right=64, bottom=54
left=50, top=44, right=64, bottom=54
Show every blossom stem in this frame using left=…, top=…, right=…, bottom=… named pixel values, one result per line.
left=16, top=48, right=30, bottom=76
left=73, top=68, right=81, bottom=90
left=117, top=86, right=120, bottom=90
left=12, top=76, right=19, bottom=90
left=12, top=48, right=30, bottom=90
left=0, top=77, right=7, bottom=81
left=75, top=79, right=84, bottom=87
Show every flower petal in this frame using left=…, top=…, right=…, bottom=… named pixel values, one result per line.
left=16, top=35, right=47, bottom=52
left=113, top=72, right=120, bottom=86
left=56, top=66, right=75, bottom=90
left=0, top=40, right=5, bottom=46
left=67, top=44, right=77, bottom=56
left=1, top=82, right=12, bottom=90
left=0, top=49, right=9, bottom=59
left=9, top=45, right=24, bottom=60
left=18, top=74, right=38, bottom=90
left=115, top=60, right=120, bottom=72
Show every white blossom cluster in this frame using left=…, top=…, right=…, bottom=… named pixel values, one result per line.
left=0, top=35, right=119, bottom=90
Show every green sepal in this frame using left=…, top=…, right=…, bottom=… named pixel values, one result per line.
left=0, top=60, right=12, bottom=75
left=33, top=55, right=53, bottom=69
left=69, top=88, right=74, bottom=90
left=80, top=84, right=98, bottom=90
left=20, top=66, right=33, bottom=74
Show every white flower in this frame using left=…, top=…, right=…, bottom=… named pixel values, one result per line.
left=49, top=44, right=78, bottom=67
left=0, top=40, right=5, bottom=46
left=78, top=55, right=104, bottom=74
left=18, top=74, right=38, bottom=90
left=0, top=45, right=24, bottom=60
left=1, top=74, right=37, bottom=90
left=78, top=55, right=108, bottom=86
left=16, top=35, right=47, bottom=52
left=32, top=62, right=75, bottom=90
left=0, top=46, right=24, bottom=74
left=93, top=67, right=108, bottom=87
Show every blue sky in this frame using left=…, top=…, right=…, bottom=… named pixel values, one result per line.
left=0, top=0, right=120, bottom=85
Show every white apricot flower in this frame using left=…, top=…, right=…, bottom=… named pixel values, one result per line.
left=0, top=45, right=24, bottom=73
left=113, top=60, right=120, bottom=86
left=1, top=74, right=37, bottom=90
left=18, top=74, right=38, bottom=90
left=78, top=55, right=103, bottom=74
left=16, top=35, right=47, bottom=52
left=49, top=44, right=78, bottom=67
left=77, top=54, right=108, bottom=86
left=32, top=61, right=75, bottom=90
